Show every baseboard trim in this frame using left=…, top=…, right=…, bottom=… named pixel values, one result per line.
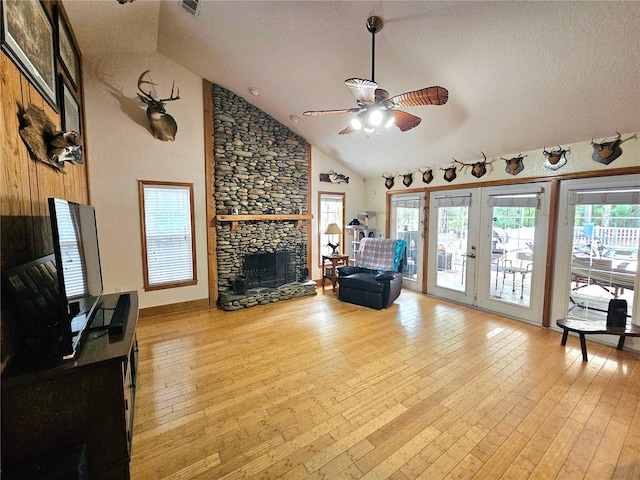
left=139, top=298, right=210, bottom=317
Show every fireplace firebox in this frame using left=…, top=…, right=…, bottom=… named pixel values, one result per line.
left=243, top=251, right=296, bottom=288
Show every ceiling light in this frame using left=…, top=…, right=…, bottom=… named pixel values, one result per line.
left=368, top=109, right=384, bottom=127
left=351, top=112, right=365, bottom=130
left=248, top=87, right=260, bottom=96
left=384, top=113, right=395, bottom=129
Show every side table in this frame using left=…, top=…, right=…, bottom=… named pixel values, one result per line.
left=322, top=254, right=349, bottom=291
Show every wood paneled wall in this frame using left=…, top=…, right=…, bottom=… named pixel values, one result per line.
left=1, top=1, right=88, bottom=368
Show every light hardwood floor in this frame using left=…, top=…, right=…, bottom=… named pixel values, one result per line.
left=130, top=289, right=640, bottom=479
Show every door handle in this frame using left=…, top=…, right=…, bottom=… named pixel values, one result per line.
left=464, top=245, right=476, bottom=259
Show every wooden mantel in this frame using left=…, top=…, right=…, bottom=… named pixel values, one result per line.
left=216, top=214, right=313, bottom=233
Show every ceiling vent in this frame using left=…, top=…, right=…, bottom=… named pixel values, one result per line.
left=181, top=0, right=201, bottom=16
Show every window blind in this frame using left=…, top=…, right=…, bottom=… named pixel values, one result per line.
left=487, top=194, right=540, bottom=208
left=569, top=188, right=640, bottom=206
left=432, top=194, right=471, bottom=208
left=141, top=183, right=195, bottom=288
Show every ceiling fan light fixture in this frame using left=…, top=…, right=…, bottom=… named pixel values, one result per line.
left=304, top=15, right=448, bottom=136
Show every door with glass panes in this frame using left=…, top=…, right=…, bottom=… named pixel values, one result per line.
left=427, top=185, right=550, bottom=323
left=390, top=192, right=425, bottom=292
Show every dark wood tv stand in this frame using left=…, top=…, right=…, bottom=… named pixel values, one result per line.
left=1, top=291, right=139, bottom=480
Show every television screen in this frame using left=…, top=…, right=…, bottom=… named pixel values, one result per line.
left=48, top=198, right=103, bottom=358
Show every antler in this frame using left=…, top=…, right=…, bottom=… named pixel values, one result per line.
left=159, top=81, right=180, bottom=103
left=137, top=70, right=180, bottom=102
left=137, top=70, right=157, bottom=100
left=452, top=152, right=491, bottom=169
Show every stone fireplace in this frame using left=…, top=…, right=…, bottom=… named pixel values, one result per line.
left=212, top=84, right=316, bottom=310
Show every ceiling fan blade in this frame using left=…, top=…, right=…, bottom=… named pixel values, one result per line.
left=391, top=110, right=422, bottom=132
left=390, top=86, right=449, bottom=107
left=345, top=78, right=377, bottom=104
left=338, top=124, right=358, bottom=135
left=303, top=107, right=361, bottom=116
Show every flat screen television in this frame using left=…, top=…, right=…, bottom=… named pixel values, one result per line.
left=48, top=197, right=103, bottom=358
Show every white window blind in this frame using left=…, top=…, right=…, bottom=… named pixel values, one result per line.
left=487, top=194, right=540, bottom=208
left=569, top=188, right=640, bottom=205
left=391, top=192, right=422, bottom=208
left=319, top=193, right=344, bottom=258
left=432, top=194, right=471, bottom=208
left=140, top=182, right=196, bottom=289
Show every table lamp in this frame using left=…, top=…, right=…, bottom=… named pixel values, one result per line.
left=324, top=223, right=341, bottom=255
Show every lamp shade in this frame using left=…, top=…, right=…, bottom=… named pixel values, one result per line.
left=324, top=223, right=341, bottom=235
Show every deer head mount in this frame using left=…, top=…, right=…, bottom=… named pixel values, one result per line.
left=137, top=70, right=180, bottom=141
left=542, top=146, right=569, bottom=170
left=419, top=168, right=434, bottom=184
left=591, top=132, right=636, bottom=165
left=453, top=152, right=493, bottom=179
left=501, top=154, right=526, bottom=176
left=399, top=172, right=413, bottom=187
left=382, top=174, right=395, bottom=190
left=440, top=165, right=457, bottom=182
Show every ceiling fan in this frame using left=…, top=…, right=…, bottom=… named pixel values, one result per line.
left=303, top=16, right=448, bottom=135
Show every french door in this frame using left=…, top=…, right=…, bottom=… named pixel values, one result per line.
left=427, top=184, right=550, bottom=323
left=390, top=192, right=425, bottom=292
left=427, top=189, right=479, bottom=304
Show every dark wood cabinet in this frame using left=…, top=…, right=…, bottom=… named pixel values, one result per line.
left=1, top=292, right=139, bottom=480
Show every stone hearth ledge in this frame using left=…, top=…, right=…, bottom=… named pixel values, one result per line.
left=218, top=280, right=317, bottom=311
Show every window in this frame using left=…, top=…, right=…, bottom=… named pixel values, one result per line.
left=391, top=193, right=423, bottom=282
left=318, top=192, right=344, bottom=260
left=139, top=181, right=197, bottom=291
left=567, top=187, right=639, bottom=320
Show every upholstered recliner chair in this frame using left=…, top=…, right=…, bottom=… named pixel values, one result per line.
left=337, top=238, right=406, bottom=309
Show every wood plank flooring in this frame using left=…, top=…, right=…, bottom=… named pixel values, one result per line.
left=130, top=290, right=640, bottom=479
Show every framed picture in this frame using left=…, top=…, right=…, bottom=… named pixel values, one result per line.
left=1, top=0, right=57, bottom=108
left=57, top=8, right=79, bottom=89
left=60, top=76, right=81, bottom=134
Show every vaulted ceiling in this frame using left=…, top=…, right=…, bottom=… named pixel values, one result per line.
left=64, top=1, right=640, bottom=179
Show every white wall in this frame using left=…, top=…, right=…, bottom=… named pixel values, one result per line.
left=365, top=134, right=640, bottom=230
left=310, top=147, right=366, bottom=280
left=82, top=52, right=208, bottom=309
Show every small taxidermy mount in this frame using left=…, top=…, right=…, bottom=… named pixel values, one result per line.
left=440, top=165, right=457, bottom=182
left=382, top=174, right=395, bottom=190
left=502, top=154, right=526, bottom=176
left=419, top=168, right=433, bottom=184
left=454, top=152, right=493, bottom=179
left=18, top=104, right=83, bottom=173
left=590, top=132, right=636, bottom=165
left=137, top=70, right=180, bottom=141
left=400, top=172, right=413, bottom=187
left=319, top=170, right=349, bottom=184
left=542, top=146, right=569, bottom=170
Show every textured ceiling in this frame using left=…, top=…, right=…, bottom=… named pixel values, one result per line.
left=64, top=0, right=640, bottom=179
